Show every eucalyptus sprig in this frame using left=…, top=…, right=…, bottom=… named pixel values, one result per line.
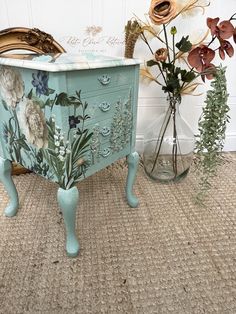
left=195, top=66, right=230, bottom=204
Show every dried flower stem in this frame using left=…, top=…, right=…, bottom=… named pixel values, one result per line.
left=163, top=25, right=171, bottom=64
left=150, top=105, right=172, bottom=173
left=172, top=106, right=178, bottom=178
left=150, top=98, right=180, bottom=179
left=141, top=31, right=169, bottom=87
left=230, top=13, right=236, bottom=20
left=172, top=33, right=176, bottom=65
left=140, top=32, right=154, bottom=54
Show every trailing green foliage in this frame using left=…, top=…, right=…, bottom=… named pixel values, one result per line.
left=195, top=66, right=230, bottom=203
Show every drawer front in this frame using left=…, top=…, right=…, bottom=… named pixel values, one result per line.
left=83, top=144, right=131, bottom=181
left=90, top=120, right=113, bottom=145
left=89, top=110, right=132, bottom=150
left=62, top=85, right=134, bottom=185
left=68, top=88, right=133, bottom=127
left=89, top=121, right=132, bottom=165
left=89, top=141, right=113, bottom=165
left=82, top=88, right=133, bottom=164
left=66, top=66, right=135, bottom=94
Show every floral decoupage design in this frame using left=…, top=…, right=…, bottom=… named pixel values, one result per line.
left=0, top=66, right=93, bottom=189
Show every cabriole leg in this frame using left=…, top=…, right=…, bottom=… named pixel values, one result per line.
left=57, top=186, right=80, bottom=257
left=126, top=152, right=139, bottom=208
left=0, top=157, right=19, bottom=217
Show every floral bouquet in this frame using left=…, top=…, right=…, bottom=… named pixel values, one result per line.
left=125, top=0, right=236, bottom=200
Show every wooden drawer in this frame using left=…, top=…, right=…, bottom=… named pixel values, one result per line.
left=65, top=66, right=134, bottom=94
left=83, top=144, right=130, bottom=181
left=68, top=87, right=133, bottom=126
left=88, top=118, right=132, bottom=163
left=89, top=120, right=113, bottom=145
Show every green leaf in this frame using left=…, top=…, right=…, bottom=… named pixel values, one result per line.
left=162, top=76, right=180, bottom=93
left=72, top=130, right=93, bottom=161
left=2, top=100, right=8, bottom=111
left=68, top=96, right=78, bottom=101
left=47, top=149, right=58, bottom=158
left=8, top=118, right=14, bottom=134
left=76, top=90, right=81, bottom=99
left=55, top=92, right=83, bottom=107
left=43, top=88, right=55, bottom=96
left=162, top=62, right=174, bottom=72
left=36, top=149, right=43, bottom=163
left=175, top=67, right=182, bottom=75
left=146, top=60, right=159, bottom=67
left=13, top=145, right=21, bottom=163
left=181, top=70, right=196, bottom=83
left=55, top=92, right=70, bottom=106
left=48, top=88, right=55, bottom=95
left=44, top=98, right=52, bottom=107
left=65, top=151, right=73, bottom=178
left=17, top=139, right=31, bottom=151
left=83, top=114, right=91, bottom=121
left=46, top=122, right=56, bottom=149
left=28, top=88, right=33, bottom=99
left=176, top=36, right=192, bottom=52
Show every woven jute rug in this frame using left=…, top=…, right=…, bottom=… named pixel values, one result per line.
left=0, top=154, right=236, bottom=314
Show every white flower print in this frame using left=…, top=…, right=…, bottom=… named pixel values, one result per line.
left=0, top=66, right=24, bottom=108
left=18, top=97, right=48, bottom=148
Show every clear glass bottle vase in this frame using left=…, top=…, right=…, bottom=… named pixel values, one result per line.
left=143, top=97, right=195, bottom=183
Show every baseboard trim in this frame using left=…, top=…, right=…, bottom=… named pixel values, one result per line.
left=223, top=132, right=236, bottom=151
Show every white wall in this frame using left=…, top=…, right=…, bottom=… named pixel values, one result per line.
left=0, top=0, right=235, bottom=151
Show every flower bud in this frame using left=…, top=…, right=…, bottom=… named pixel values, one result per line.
left=171, top=26, right=177, bottom=35
left=154, top=48, right=168, bottom=62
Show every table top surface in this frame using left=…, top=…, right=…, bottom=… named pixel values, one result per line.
left=0, top=52, right=141, bottom=72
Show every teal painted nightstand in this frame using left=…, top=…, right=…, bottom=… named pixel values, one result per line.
left=0, top=53, right=141, bottom=257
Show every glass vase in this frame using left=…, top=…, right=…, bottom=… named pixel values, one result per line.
left=143, top=97, right=195, bottom=183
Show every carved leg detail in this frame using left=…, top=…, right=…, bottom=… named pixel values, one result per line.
left=57, top=186, right=80, bottom=257
left=0, top=158, right=19, bottom=217
left=126, top=152, right=139, bottom=208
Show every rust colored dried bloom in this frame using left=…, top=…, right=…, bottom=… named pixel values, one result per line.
left=201, top=63, right=216, bottom=82
left=207, top=17, right=234, bottom=40
left=233, top=27, right=236, bottom=44
left=149, top=0, right=177, bottom=25
left=219, top=40, right=234, bottom=60
left=188, top=45, right=216, bottom=81
left=187, top=45, right=215, bottom=72
left=154, top=48, right=168, bottom=61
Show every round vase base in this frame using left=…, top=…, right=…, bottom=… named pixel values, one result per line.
left=144, top=165, right=190, bottom=184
